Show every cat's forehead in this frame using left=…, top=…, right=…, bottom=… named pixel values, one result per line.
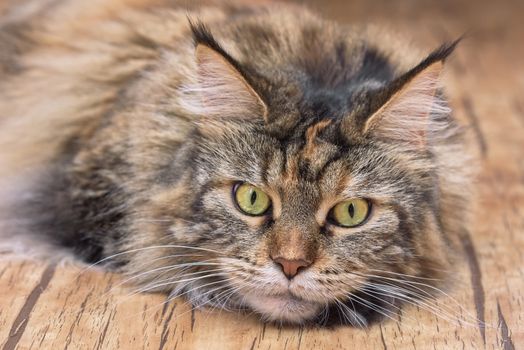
left=279, top=120, right=341, bottom=182
left=199, top=112, right=396, bottom=200
left=255, top=118, right=353, bottom=196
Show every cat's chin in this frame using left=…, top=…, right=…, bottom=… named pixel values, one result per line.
left=242, top=292, right=322, bottom=324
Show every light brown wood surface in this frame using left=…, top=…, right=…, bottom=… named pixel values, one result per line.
left=1, top=0, right=523, bottom=349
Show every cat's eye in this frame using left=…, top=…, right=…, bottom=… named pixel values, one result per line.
left=329, top=198, right=370, bottom=228
left=233, top=183, right=271, bottom=216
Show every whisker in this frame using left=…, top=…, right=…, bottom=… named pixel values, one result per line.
left=368, top=268, right=443, bottom=282
left=349, top=270, right=482, bottom=323
left=133, top=269, right=237, bottom=296
left=346, top=291, right=400, bottom=325
left=108, top=266, right=230, bottom=297
left=334, top=298, right=366, bottom=327
left=157, top=277, right=244, bottom=321
left=125, top=278, right=235, bottom=323
left=78, top=244, right=225, bottom=276
left=116, top=266, right=237, bottom=305
left=363, top=282, right=485, bottom=328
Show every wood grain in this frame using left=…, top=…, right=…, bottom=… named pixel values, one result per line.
left=1, top=0, right=524, bottom=348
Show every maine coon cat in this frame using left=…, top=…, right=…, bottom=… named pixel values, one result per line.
left=0, top=0, right=471, bottom=326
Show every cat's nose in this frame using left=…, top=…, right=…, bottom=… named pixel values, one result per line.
left=272, top=257, right=312, bottom=279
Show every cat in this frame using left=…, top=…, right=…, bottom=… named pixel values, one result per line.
left=0, top=0, right=472, bottom=326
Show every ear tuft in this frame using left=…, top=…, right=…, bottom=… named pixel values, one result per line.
left=364, top=61, right=450, bottom=147
left=179, top=20, right=267, bottom=121
left=362, top=37, right=464, bottom=149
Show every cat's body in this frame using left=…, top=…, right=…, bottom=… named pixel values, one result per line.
left=0, top=0, right=471, bottom=326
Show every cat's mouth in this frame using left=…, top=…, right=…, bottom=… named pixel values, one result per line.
left=241, top=290, right=323, bottom=323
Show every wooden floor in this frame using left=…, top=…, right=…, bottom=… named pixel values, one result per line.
left=1, top=0, right=524, bottom=349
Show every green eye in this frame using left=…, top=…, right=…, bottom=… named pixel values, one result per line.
left=329, top=198, right=370, bottom=228
left=234, top=183, right=271, bottom=216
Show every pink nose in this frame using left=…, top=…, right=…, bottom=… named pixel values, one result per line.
left=272, top=257, right=312, bottom=279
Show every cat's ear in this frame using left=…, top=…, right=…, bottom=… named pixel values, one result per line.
left=194, top=44, right=268, bottom=118
left=362, top=41, right=459, bottom=148
left=181, top=21, right=268, bottom=121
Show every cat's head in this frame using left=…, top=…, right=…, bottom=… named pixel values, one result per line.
left=128, top=22, right=468, bottom=325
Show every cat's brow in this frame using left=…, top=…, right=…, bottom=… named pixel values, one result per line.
left=291, top=119, right=341, bottom=182
left=302, top=119, right=332, bottom=160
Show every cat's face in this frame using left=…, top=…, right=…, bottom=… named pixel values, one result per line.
left=126, top=27, right=464, bottom=325
left=187, top=120, right=436, bottom=323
